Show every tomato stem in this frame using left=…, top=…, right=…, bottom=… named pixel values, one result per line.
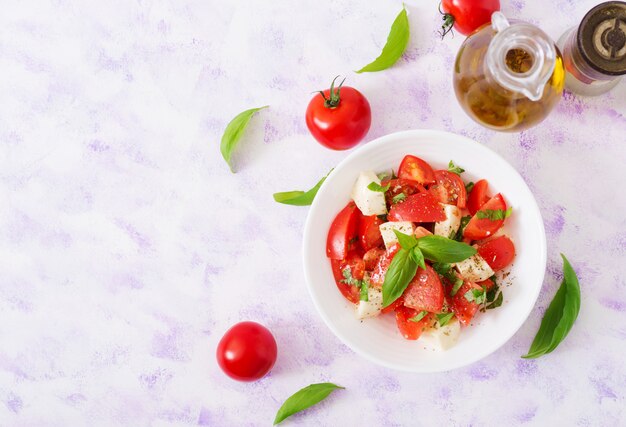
left=319, top=75, right=346, bottom=109
left=438, top=3, right=455, bottom=39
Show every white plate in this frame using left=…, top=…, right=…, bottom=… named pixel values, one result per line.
left=302, top=130, right=546, bottom=373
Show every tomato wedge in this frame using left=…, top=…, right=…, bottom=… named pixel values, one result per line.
left=369, top=244, right=400, bottom=289
left=326, top=202, right=359, bottom=260
left=467, top=179, right=491, bottom=216
left=388, top=192, right=446, bottom=223
left=398, top=155, right=436, bottom=185
left=363, top=247, right=385, bottom=270
left=330, top=253, right=364, bottom=304
left=463, top=193, right=507, bottom=240
left=477, top=235, right=516, bottom=271
left=403, top=265, right=445, bottom=313
left=358, top=214, right=384, bottom=251
left=383, top=178, right=424, bottom=206
left=448, top=280, right=481, bottom=326
left=429, top=170, right=467, bottom=208
left=381, top=296, right=404, bottom=314
left=395, top=306, right=433, bottom=340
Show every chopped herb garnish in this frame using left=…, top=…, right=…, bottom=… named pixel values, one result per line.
left=340, top=267, right=362, bottom=287
left=360, top=277, right=369, bottom=302
left=377, top=214, right=388, bottom=222
left=465, top=181, right=475, bottom=193
left=476, top=208, right=512, bottom=221
left=452, top=216, right=472, bottom=241
left=392, top=192, right=407, bottom=204
left=484, top=275, right=504, bottom=310
left=433, top=262, right=464, bottom=295
left=436, top=312, right=455, bottom=326
left=448, top=160, right=465, bottom=175
left=409, top=310, right=429, bottom=322
left=367, top=182, right=390, bottom=192
left=464, top=286, right=487, bottom=304
left=377, top=171, right=394, bottom=181
left=451, top=278, right=464, bottom=296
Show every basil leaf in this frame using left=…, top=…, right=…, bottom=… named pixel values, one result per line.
left=417, top=235, right=476, bottom=263
left=409, top=310, right=429, bottom=322
left=451, top=278, right=464, bottom=296
left=476, top=208, right=512, bottom=221
left=410, top=246, right=426, bottom=270
left=522, top=254, right=581, bottom=359
left=273, top=170, right=331, bottom=206
left=220, top=106, right=268, bottom=173
left=485, top=275, right=504, bottom=310
left=356, top=7, right=410, bottom=73
left=340, top=267, right=362, bottom=287
left=393, top=230, right=418, bottom=250
left=453, top=216, right=472, bottom=241
left=377, top=171, right=393, bottom=181
left=433, top=262, right=463, bottom=295
left=436, top=312, right=455, bottom=326
left=392, top=193, right=406, bottom=204
left=382, top=248, right=417, bottom=308
left=465, top=181, right=475, bottom=193
left=464, top=287, right=487, bottom=304
left=360, top=277, right=369, bottom=302
left=273, top=383, right=344, bottom=425
left=367, top=181, right=390, bottom=193
left=447, top=160, right=465, bottom=175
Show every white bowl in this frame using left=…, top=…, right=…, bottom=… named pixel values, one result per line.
left=302, top=130, right=546, bottom=373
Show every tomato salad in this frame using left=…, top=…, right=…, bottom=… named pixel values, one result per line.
left=326, top=155, right=516, bottom=350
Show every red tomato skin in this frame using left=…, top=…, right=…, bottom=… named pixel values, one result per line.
left=330, top=254, right=364, bottom=304
left=388, top=192, right=446, bottom=223
left=403, top=265, right=445, bottom=313
left=326, top=203, right=359, bottom=260
left=467, top=179, right=491, bottom=216
left=305, top=87, right=371, bottom=151
left=358, top=214, right=384, bottom=251
left=477, top=235, right=516, bottom=271
left=381, top=296, right=404, bottom=314
left=383, top=178, right=424, bottom=206
left=369, top=244, right=400, bottom=289
left=448, top=280, right=480, bottom=326
left=395, top=306, right=433, bottom=340
left=216, top=322, right=278, bottom=382
left=441, top=0, right=501, bottom=36
left=398, top=155, right=436, bottom=185
left=429, top=170, right=467, bottom=208
left=363, top=247, right=385, bottom=271
left=463, top=193, right=507, bottom=240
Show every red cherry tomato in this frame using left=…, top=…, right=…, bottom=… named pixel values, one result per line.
left=463, top=193, right=507, bottom=240
left=477, top=235, right=516, bottom=271
left=429, top=170, right=467, bottom=208
left=358, top=214, right=384, bottom=251
left=305, top=78, right=371, bottom=151
left=398, top=155, right=436, bottom=185
left=326, top=202, right=359, bottom=260
left=440, top=0, right=500, bottom=37
left=381, top=296, right=404, bottom=314
left=467, top=179, right=491, bottom=216
left=447, top=280, right=481, bottom=326
left=388, top=192, right=446, bottom=223
left=395, top=305, right=433, bottom=340
left=383, top=178, right=424, bottom=206
left=216, top=321, right=277, bottom=382
left=369, top=244, right=400, bottom=289
left=403, top=265, right=445, bottom=313
left=330, top=253, right=364, bottom=304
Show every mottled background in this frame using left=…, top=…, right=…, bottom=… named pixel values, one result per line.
left=1, top=0, right=624, bottom=425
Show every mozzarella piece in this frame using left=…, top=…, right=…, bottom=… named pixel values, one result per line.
left=434, top=203, right=462, bottom=238
left=454, top=253, right=495, bottom=282
left=350, top=171, right=387, bottom=216
left=420, top=317, right=461, bottom=350
left=379, top=221, right=415, bottom=249
left=355, top=286, right=383, bottom=319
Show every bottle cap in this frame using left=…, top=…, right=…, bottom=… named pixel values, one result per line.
left=577, top=1, right=626, bottom=76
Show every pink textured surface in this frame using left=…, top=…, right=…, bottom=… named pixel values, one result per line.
left=0, top=0, right=624, bottom=425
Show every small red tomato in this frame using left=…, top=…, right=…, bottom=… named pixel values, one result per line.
left=216, top=321, right=277, bottom=382
left=305, top=77, right=371, bottom=150
left=440, top=0, right=500, bottom=37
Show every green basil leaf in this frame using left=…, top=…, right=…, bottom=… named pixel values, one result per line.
left=340, top=267, right=362, bottom=287
left=433, top=262, right=463, bottom=295
left=410, top=246, right=426, bottom=270
left=436, top=312, right=455, bottom=326
left=450, top=278, right=464, bottom=296
left=382, top=248, right=417, bottom=308
left=409, top=310, right=429, bottom=322
left=485, top=276, right=504, bottom=310
left=453, top=216, right=472, bottom=241
left=360, top=277, right=369, bottom=301
left=417, top=235, right=476, bottom=263
left=274, top=383, right=344, bottom=425
left=392, top=193, right=407, bottom=204
left=465, top=181, right=475, bottom=193
left=522, top=254, right=581, bottom=359
left=377, top=171, right=394, bottom=181
left=476, top=208, right=512, bottom=221
left=356, top=7, right=410, bottom=73
left=273, top=170, right=331, bottom=206
left=220, top=106, right=268, bottom=173
left=367, top=181, right=390, bottom=192
left=393, top=230, right=418, bottom=250
left=447, top=160, right=465, bottom=175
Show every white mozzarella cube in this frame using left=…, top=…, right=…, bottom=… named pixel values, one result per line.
left=454, top=253, right=495, bottom=282
left=379, top=221, right=415, bottom=249
left=350, top=171, right=387, bottom=216
left=355, top=286, right=383, bottom=319
left=434, top=203, right=462, bottom=238
left=420, top=317, right=461, bottom=350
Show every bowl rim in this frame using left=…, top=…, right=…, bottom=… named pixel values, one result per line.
left=302, top=129, right=547, bottom=372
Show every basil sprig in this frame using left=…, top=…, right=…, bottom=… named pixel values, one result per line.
left=274, top=383, right=344, bottom=425
left=356, top=6, right=410, bottom=73
left=476, top=208, right=512, bottom=220
left=447, top=160, right=464, bottom=175
left=273, top=170, right=332, bottom=206
left=220, top=106, right=268, bottom=173
left=522, top=254, right=581, bottom=359
left=382, top=232, right=476, bottom=307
